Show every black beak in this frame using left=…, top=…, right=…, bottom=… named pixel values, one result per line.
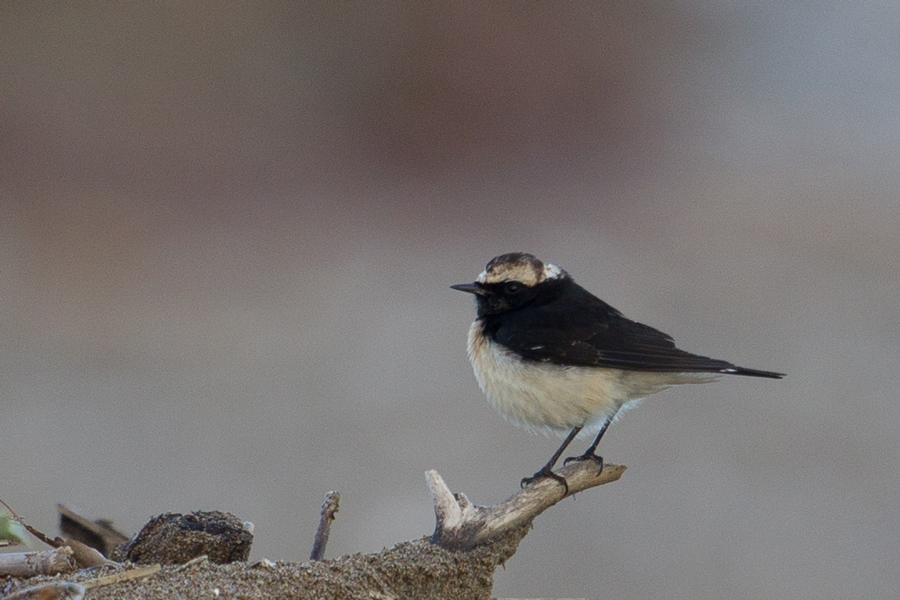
left=450, top=282, right=488, bottom=296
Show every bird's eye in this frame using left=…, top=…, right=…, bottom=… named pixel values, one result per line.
left=504, top=282, right=523, bottom=295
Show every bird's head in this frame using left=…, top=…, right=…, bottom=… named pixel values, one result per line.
left=451, top=253, right=568, bottom=317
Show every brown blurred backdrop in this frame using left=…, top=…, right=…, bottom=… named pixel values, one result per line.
left=2, top=3, right=898, bottom=599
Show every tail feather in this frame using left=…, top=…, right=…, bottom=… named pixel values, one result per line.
left=721, top=366, right=785, bottom=379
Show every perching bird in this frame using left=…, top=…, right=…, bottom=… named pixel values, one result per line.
left=452, top=253, right=783, bottom=493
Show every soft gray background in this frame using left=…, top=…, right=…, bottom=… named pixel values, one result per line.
left=2, top=3, right=898, bottom=599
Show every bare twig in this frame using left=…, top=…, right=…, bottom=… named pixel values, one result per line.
left=0, top=546, right=76, bottom=577
left=23, top=525, right=57, bottom=548
left=0, top=498, right=19, bottom=517
left=0, top=499, right=53, bottom=548
left=309, top=491, right=340, bottom=561
left=61, top=538, right=120, bottom=568
left=81, top=564, right=162, bottom=590
left=429, top=460, right=626, bottom=550
left=172, top=555, right=208, bottom=572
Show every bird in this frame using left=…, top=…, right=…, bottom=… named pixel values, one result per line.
left=451, top=252, right=784, bottom=494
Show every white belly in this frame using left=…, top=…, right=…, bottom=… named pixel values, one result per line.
left=466, top=320, right=713, bottom=436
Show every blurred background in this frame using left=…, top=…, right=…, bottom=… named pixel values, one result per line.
left=1, top=2, right=898, bottom=599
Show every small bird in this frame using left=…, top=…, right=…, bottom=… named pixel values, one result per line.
left=452, top=252, right=784, bottom=493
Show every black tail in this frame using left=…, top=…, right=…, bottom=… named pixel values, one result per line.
left=721, top=366, right=785, bottom=379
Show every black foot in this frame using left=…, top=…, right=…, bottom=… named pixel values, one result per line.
left=520, top=467, right=570, bottom=495
left=563, top=452, right=604, bottom=475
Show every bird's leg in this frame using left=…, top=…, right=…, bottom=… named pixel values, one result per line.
left=564, top=409, right=618, bottom=474
left=521, top=426, right=582, bottom=494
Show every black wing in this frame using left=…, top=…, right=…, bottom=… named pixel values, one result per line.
left=488, top=284, right=783, bottom=378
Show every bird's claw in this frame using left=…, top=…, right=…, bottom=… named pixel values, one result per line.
left=520, top=467, right=570, bottom=495
left=563, top=452, right=604, bottom=475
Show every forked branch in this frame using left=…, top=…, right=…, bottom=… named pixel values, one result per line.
left=429, top=460, right=626, bottom=550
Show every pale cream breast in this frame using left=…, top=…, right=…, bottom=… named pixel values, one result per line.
left=466, top=320, right=715, bottom=436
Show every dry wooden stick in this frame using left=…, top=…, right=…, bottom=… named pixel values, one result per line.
left=60, top=538, right=119, bottom=568
left=429, top=459, right=626, bottom=550
left=0, top=546, right=76, bottom=577
left=309, top=491, right=340, bottom=561
left=81, top=564, right=162, bottom=590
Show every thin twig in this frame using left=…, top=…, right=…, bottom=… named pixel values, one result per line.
left=309, top=491, right=340, bottom=561
left=172, top=555, right=208, bottom=572
left=81, top=564, right=162, bottom=589
left=0, top=497, right=58, bottom=548
left=0, top=498, right=19, bottom=518
left=25, top=526, right=59, bottom=547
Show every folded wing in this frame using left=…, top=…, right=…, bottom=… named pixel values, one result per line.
left=489, top=290, right=783, bottom=378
